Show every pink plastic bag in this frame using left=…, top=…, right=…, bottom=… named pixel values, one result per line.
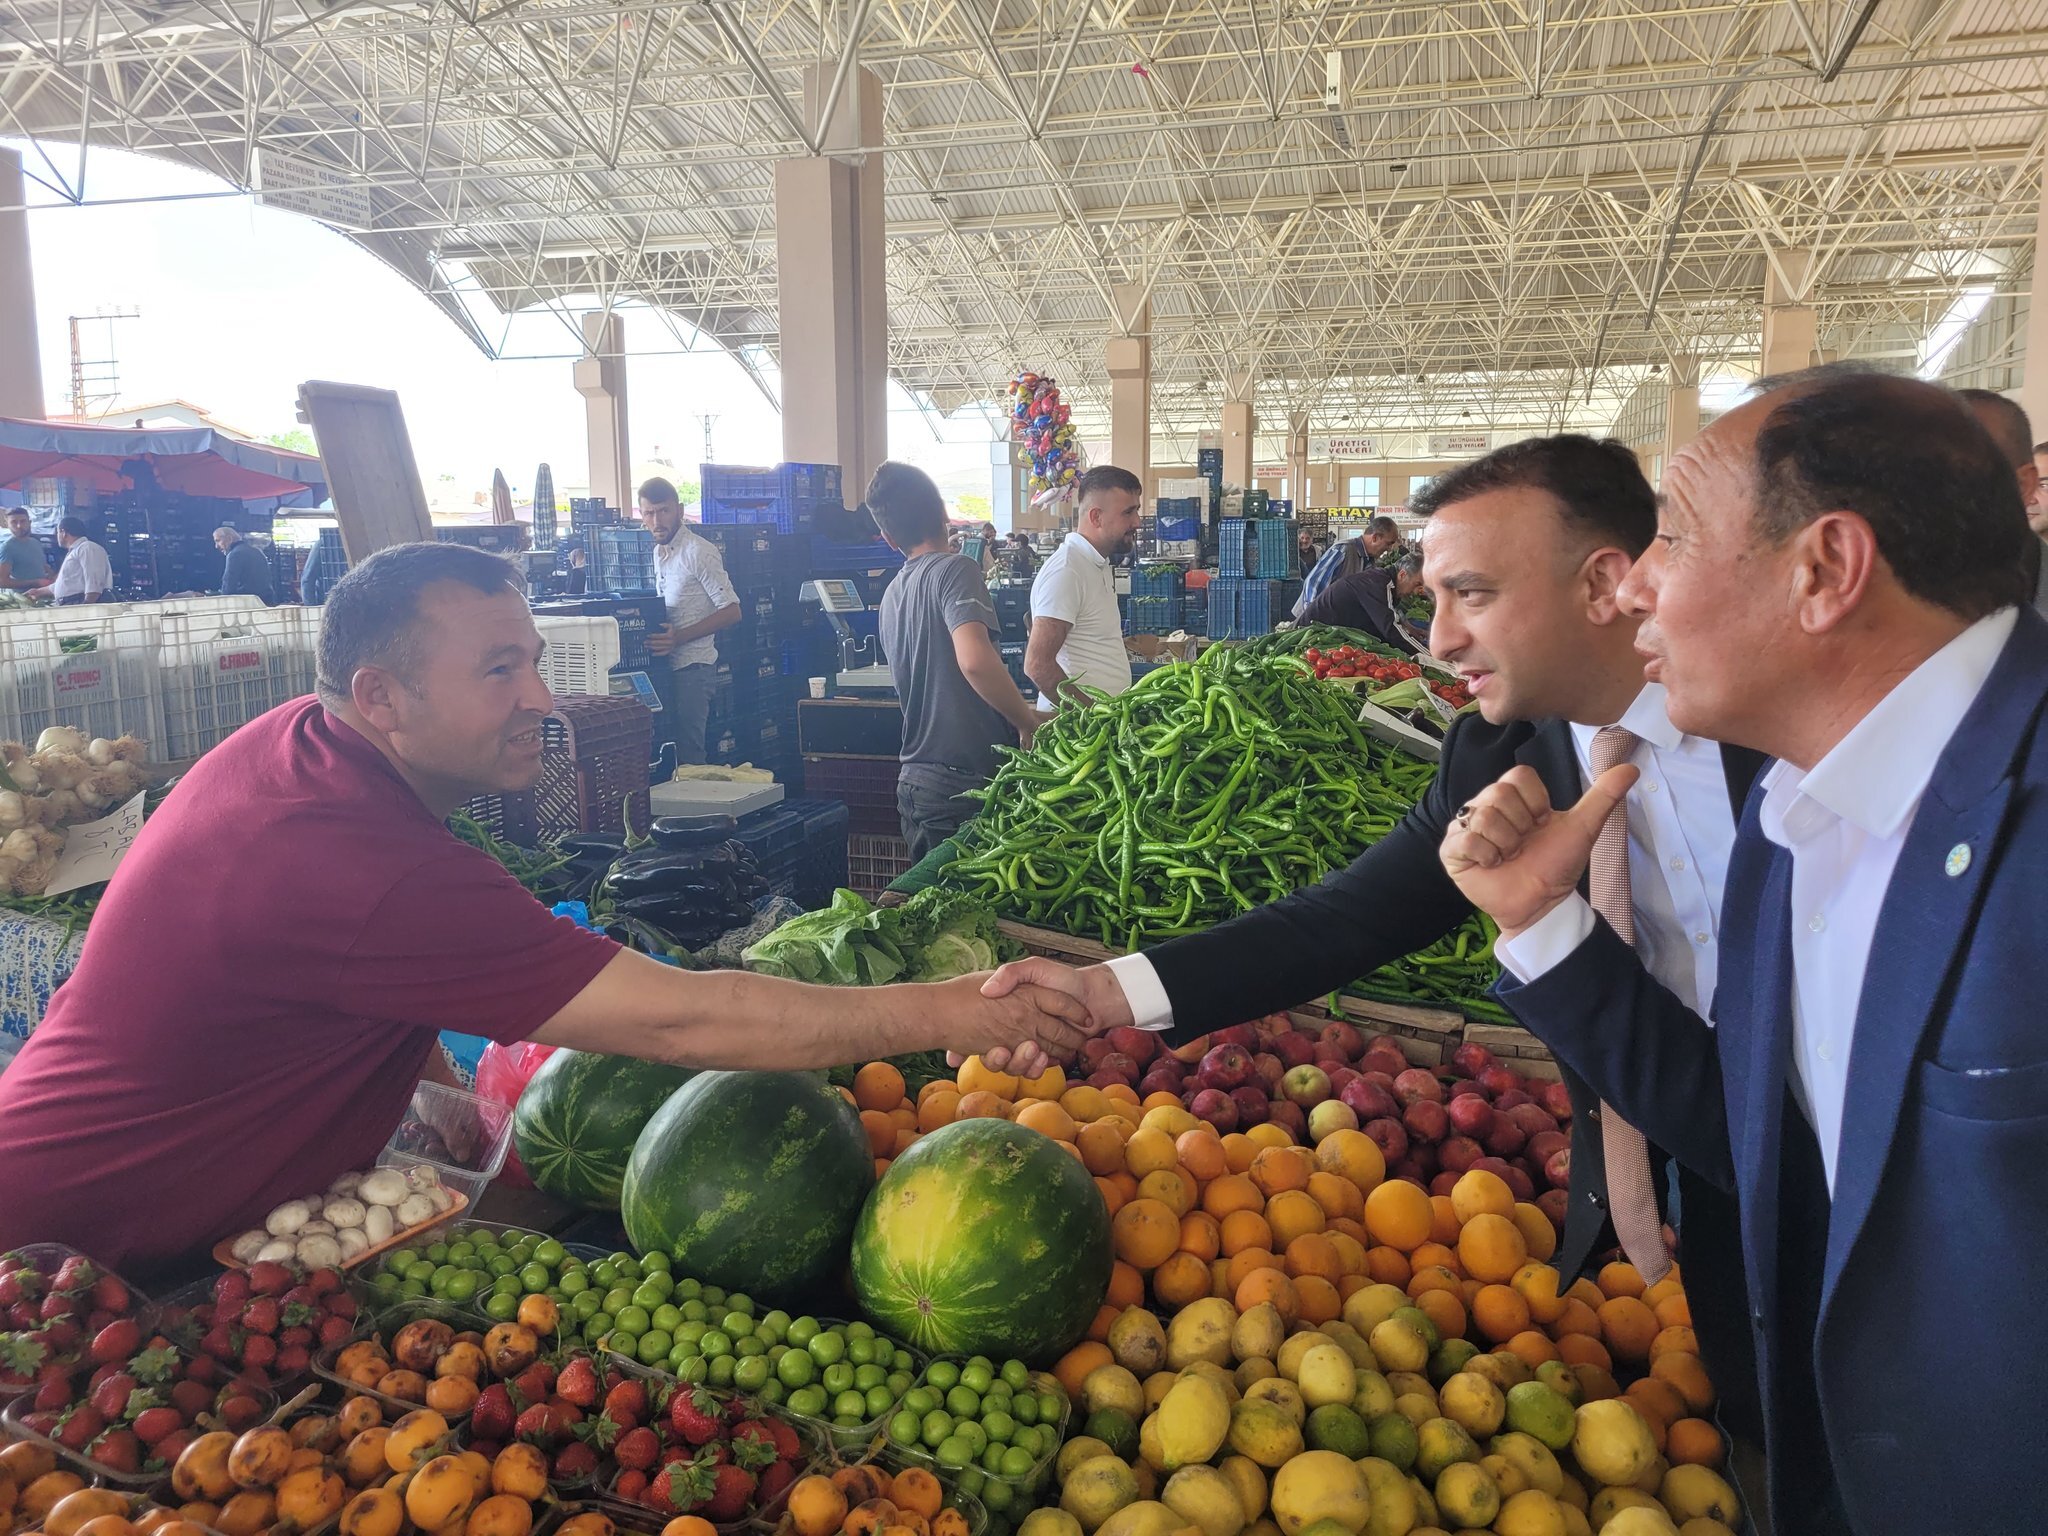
left=474, top=1040, right=558, bottom=1188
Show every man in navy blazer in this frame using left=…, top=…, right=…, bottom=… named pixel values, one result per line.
left=1440, top=365, right=2045, bottom=1534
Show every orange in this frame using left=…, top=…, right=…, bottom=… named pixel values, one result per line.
left=1052, top=1342, right=1112, bottom=1398
left=1449, top=1169, right=1515, bottom=1224
left=1328, top=1233, right=1368, bottom=1276
left=1338, top=1275, right=1371, bottom=1302
left=1250, top=1146, right=1313, bottom=1196
left=1176, top=1130, right=1228, bottom=1183
left=859, top=1111, right=896, bottom=1158
left=1016, top=1064, right=1065, bottom=1101
left=1224, top=1248, right=1281, bottom=1293
left=1503, top=1330, right=1561, bottom=1368
left=954, top=1091, right=1008, bottom=1121
left=1649, top=1325, right=1698, bottom=1364
left=1406, top=1265, right=1462, bottom=1302
left=956, top=1056, right=1018, bottom=1100
left=1153, top=1252, right=1213, bottom=1308
left=1470, top=1284, right=1531, bottom=1343
left=1626, top=1378, right=1687, bottom=1431
left=1314, top=1129, right=1386, bottom=1192
left=787, top=1476, right=849, bottom=1536
left=1093, top=1176, right=1126, bottom=1217
left=1362, top=1246, right=1411, bottom=1287
left=1102, top=1083, right=1141, bottom=1107
left=1652, top=1292, right=1694, bottom=1330
left=1428, top=1195, right=1462, bottom=1246
left=1650, top=1352, right=1716, bottom=1414
left=1554, top=1333, right=1612, bottom=1371
left=889, top=1106, right=919, bottom=1131
left=1363, top=1179, right=1434, bottom=1250
left=1219, top=1209, right=1274, bottom=1257
left=837, top=1085, right=858, bottom=1106
left=889, top=1469, right=944, bottom=1521
left=1141, top=1092, right=1182, bottom=1113
left=1112, top=1198, right=1179, bottom=1269
left=1085, top=1303, right=1118, bottom=1342
left=1596, top=1296, right=1659, bottom=1363
left=1294, top=1275, right=1342, bottom=1325
left=1567, top=1277, right=1607, bottom=1311
left=853, top=1062, right=906, bottom=1112
left=1328, top=1216, right=1369, bottom=1246
left=1244, top=1123, right=1295, bottom=1152
left=1456, top=1213, right=1529, bottom=1283
left=1076, top=1121, right=1126, bottom=1175
left=1512, top=1263, right=1570, bottom=1325
left=1108, top=1171, right=1140, bottom=1203
left=1642, top=1274, right=1686, bottom=1309
left=1060, top=1085, right=1109, bottom=1124
left=1106, top=1261, right=1145, bottom=1309
left=1265, top=1190, right=1327, bottom=1247
left=1574, top=1363, right=1621, bottom=1403
left=1123, top=1127, right=1178, bottom=1178
left=1179, top=1212, right=1223, bottom=1262
left=1306, top=1171, right=1363, bottom=1221
left=1460, top=1276, right=1487, bottom=1310
left=1202, top=1173, right=1263, bottom=1219
left=1283, top=1234, right=1342, bottom=1285
left=894, top=1128, right=917, bottom=1156
left=1057, top=1140, right=1087, bottom=1165
left=1511, top=1203, right=1557, bottom=1262
left=1234, top=1268, right=1300, bottom=1323
left=1221, top=1134, right=1260, bottom=1173
left=1413, top=1287, right=1465, bottom=1343
left=1136, top=1167, right=1196, bottom=1218
left=1666, top=1418, right=1726, bottom=1469
left=1552, top=1298, right=1602, bottom=1339
left=1596, top=1261, right=1646, bottom=1300
left=916, top=1093, right=959, bottom=1133
left=1410, top=1241, right=1459, bottom=1276
left=1014, top=1101, right=1077, bottom=1141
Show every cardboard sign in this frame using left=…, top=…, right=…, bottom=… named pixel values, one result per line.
left=43, top=792, right=147, bottom=897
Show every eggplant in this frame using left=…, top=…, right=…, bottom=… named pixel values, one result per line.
left=650, top=814, right=739, bottom=850
left=608, top=858, right=738, bottom=898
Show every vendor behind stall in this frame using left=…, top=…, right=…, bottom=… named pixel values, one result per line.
left=32, top=516, right=111, bottom=605
left=1, top=509, right=48, bottom=590
left=215, top=525, right=279, bottom=605
left=0, top=542, right=1088, bottom=1273
left=1299, top=552, right=1425, bottom=654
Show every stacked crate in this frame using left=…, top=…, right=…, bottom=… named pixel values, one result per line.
left=1205, top=578, right=1302, bottom=639
left=702, top=522, right=811, bottom=783
left=1127, top=565, right=1186, bottom=635
left=699, top=462, right=844, bottom=535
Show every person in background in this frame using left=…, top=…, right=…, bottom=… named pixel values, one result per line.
left=34, top=516, right=112, bottom=605
left=1296, top=524, right=1317, bottom=578
left=868, top=464, right=1041, bottom=859
left=1958, top=392, right=2046, bottom=614
left=0, top=508, right=48, bottom=591
left=637, top=477, right=741, bottom=764
left=215, top=525, right=279, bottom=605
left=564, top=545, right=589, bottom=596
left=1294, top=514, right=1401, bottom=617
left=999, top=532, right=1039, bottom=581
left=1025, top=465, right=1142, bottom=709
left=1445, top=366, right=2044, bottom=1535
left=1300, top=551, right=1426, bottom=654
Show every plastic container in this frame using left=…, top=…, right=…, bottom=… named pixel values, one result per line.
left=1, top=1366, right=278, bottom=1488
left=150, top=1273, right=329, bottom=1393
left=783, top=1444, right=989, bottom=1536
left=884, top=1361, right=1068, bottom=1514
left=0, top=1242, right=159, bottom=1395
left=311, top=1297, right=488, bottom=1418
left=762, top=1318, right=923, bottom=1458
left=378, top=1082, right=515, bottom=1212
left=352, top=1219, right=567, bottom=1327
left=0, top=608, right=167, bottom=755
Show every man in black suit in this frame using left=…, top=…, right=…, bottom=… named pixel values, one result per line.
left=984, top=434, right=1768, bottom=1450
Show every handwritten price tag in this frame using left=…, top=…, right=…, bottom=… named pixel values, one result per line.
left=44, top=792, right=147, bottom=897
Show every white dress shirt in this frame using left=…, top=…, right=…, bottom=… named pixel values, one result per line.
left=50, top=537, right=113, bottom=602
left=1750, top=606, right=2016, bottom=1192
left=653, top=526, right=741, bottom=669
left=1110, top=684, right=1736, bottom=1029
left=1029, top=532, right=1131, bottom=711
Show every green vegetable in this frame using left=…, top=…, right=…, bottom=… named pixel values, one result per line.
left=898, top=886, right=1011, bottom=981
left=741, top=887, right=909, bottom=985
left=1364, top=677, right=1434, bottom=712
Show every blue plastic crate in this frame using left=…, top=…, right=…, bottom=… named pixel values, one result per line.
left=808, top=536, right=904, bottom=576
left=702, top=461, right=842, bottom=506
left=1254, top=519, right=1297, bottom=578
left=1131, top=566, right=1186, bottom=603
left=1126, top=595, right=1181, bottom=635
left=1181, top=593, right=1208, bottom=634
left=593, top=527, right=656, bottom=593
left=700, top=496, right=807, bottom=535
left=1217, top=519, right=1254, bottom=578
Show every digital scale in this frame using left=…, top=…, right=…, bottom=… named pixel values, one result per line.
left=799, top=578, right=891, bottom=691
left=609, top=671, right=663, bottom=711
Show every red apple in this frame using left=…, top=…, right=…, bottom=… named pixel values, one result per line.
left=1362, top=1046, right=1408, bottom=1078
left=1139, top=1068, right=1183, bottom=1098
left=1099, top=1051, right=1140, bottom=1082
left=1363, top=1117, right=1409, bottom=1164
left=1538, top=1081, right=1575, bottom=1121
left=1327, top=1067, right=1361, bottom=1099
left=1537, top=1188, right=1570, bottom=1229
left=1229, top=1086, right=1271, bottom=1126
left=1478, top=1065, right=1522, bottom=1098
left=1198, top=1044, right=1253, bottom=1091
left=1408, top=1142, right=1439, bottom=1178
left=1394, top=1068, right=1445, bottom=1107
left=1086, top=1069, right=1128, bottom=1090
left=1308, top=1100, right=1358, bottom=1142
left=1281, top=1064, right=1332, bottom=1107
left=1273, top=1032, right=1319, bottom=1069
left=1312, top=1046, right=1350, bottom=1072
left=1106, top=1026, right=1159, bottom=1067
left=1445, top=1095, right=1496, bottom=1141
left=1483, top=1117, right=1528, bottom=1158
left=1439, top=1135, right=1484, bottom=1175
left=1527, top=1130, right=1570, bottom=1170
left=1266, top=1100, right=1307, bottom=1141
left=1319, top=1021, right=1364, bottom=1060
left=1341, top=1079, right=1397, bottom=1122
left=1544, top=1146, right=1571, bottom=1187
left=1253, top=1053, right=1285, bottom=1092
left=1500, top=1164, right=1536, bottom=1201
left=1508, top=1103, right=1556, bottom=1141
left=1080, top=1038, right=1116, bottom=1070
left=1451, top=1041, right=1496, bottom=1079
left=1212, top=1024, right=1259, bottom=1051
left=1429, top=1171, right=1460, bottom=1197
left=1190, top=1088, right=1239, bottom=1134
left=1447, top=1078, right=1487, bottom=1101
left=1390, top=1159, right=1429, bottom=1187
left=1473, top=1155, right=1515, bottom=1183
left=1402, top=1098, right=1449, bottom=1145
left=1494, top=1089, right=1534, bottom=1113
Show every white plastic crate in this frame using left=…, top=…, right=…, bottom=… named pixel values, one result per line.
left=156, top=609, right=312, bottom=760
left=0, top=611, right=166, bottom=757
left=534, top=614, right=621, bottom=698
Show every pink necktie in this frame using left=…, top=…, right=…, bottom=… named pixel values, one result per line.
left=1587, top=725, right=1672, bottom=1286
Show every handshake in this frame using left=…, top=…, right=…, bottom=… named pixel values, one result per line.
left=937, top=959, right=1141, bottom=1080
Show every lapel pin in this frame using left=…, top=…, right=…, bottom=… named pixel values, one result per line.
left=1945, top=843, right=1971, bottom=878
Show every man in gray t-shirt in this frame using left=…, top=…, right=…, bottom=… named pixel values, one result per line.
left=868, top=463, right=1040, bottom=859
left=1, top=509, right=48, bottom=589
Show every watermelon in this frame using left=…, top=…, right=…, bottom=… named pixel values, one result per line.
left=851, top=1117, right=1112, bottom=1363
left=620, top=1070, right=873, bottom=1301
left=512, top=1050, right=696, bottom=1209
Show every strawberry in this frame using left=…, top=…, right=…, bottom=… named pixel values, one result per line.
left=730, top=1421, right=777, bottom=1459
left=217, top=1392, right=265, bottom=1431
left=551, top=1442, right=600, bottom=1483
left=20, top=1410, right=59, bottom=1437
left=727, top=1433, right=777, bottom=1474
left=513, top=1402, right=573, bottom=1447
left=89, top=1427, right=142, bottom=1473
left=170, top=1380, right=212, bottom=1419
left=281, top=1286, right=319, bottom=1313
left=761, top=1418, right=801, bottom=1463
left=86, top=1311, right=115, bottom=1336
left=182, top=1354, right=219, bottom=1386
left=41, top=1318, right=82, bottom=1352
left=573, top=1413, right=620, bottom=1455
left=89, top=1371, right=138, bottom=1418
left=472, top=1384, right=516, bottom=1441
left=53, top=1256, right=97, bottom=1293
left=649, top=1458, right=714, bottom=1513
left=87, top=1319, right=139, bottom=1366
left=323, top=1292, right=358, bottom=1321
left=133, top=1405, right=186, bottom=1446
left=197, top=1325, right=236, bottom=1363
left=511, top=1362, right=556, bottom=1402
left=130, top=1346, right=180, bottom=1386
left=469, top=1440, right=504, bottom=1462
left=151, top=1427, right=196, bottom=1466
left=211, top=1271, right=252, bottom=1310
left=303, top=1267, right=343, bottom=1298
left=603, top=1379, right=650, bottom=1428
left=669, top=1389, right=724, bottom=1447
left=275, top=1344, right=312, bottom=1377
left=8, top=1301, right=42, bottom=1329
left=55, top=1402, right=106, bottom=1449
left=613, top=1470, right=650, bottom=1505
left=245, top=1261, right=293, bottom=1298
left=0, top=1269, right=43, bottom=1307
left=278, top=1326, right=315, bottom=1349
left=0, top=1332, right=49, bottom=1387
left=699, top=1463, right=759, bottom=1523
left=90, top=1276, right=130, bottom=1315
left=613, top=1426, right=661, bottom=1472
left=239, top=1298, right=280, bottom=1336
left=33, top=1370, right=72, bottom=1412
left=239, top=1334, right=277, bottom=1370
left=40, top=1292, right=76, bottom=1324
left=554, top=1357, right=600, bottom=1409
left=757, top=1459, right=797, bottom=1512
left=317, top=1315, right=353, bottom=1349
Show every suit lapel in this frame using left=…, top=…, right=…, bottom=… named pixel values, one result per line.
left=1518, top=719, right=1583, bottom=806
left=1736, top=834, right=1796, bottom=1317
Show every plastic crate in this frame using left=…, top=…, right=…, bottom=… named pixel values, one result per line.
left=808, top=536, right=904, bottom=577
left=156, top=608, right=313, bottom=760
left=462, top=694, right=653, bottom=843
left=702, top=461, right=842, bottom=507
left=802, top=755, right=899, bottom=836
left=0, top=609, right=167, bottom=757
left=1130, top=566, right=1186, bottom=603
left=1125, top=595, right=1181, bottom=636
left=1216, top=519, right=1253, bottom=577
left=594, top=526, right=657, bottom=593
left=848, top=832, right=913, bottom=898
left=1206, top=578, right=1301, bottom=639
left=1254, top=519, right=1297, bottom=577
left=533, top=614, right=623, bottom=696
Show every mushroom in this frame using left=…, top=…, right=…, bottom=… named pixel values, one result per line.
left=256, top=1238, right=298, bottom=1264
left=357, top=1169, right=409, bottom=1208
left=337, top=1229, right=370, bottom=1262
left=393, top=1193, right=437, bottom=1229
left=328, top=1171, right=363, bottom=1196
left=363, top=1205, right=395, bottom=1246
left=264, top=1199, right=312, bottom=1237
left=229, top=1230, right=269, bottom=1265
left=295, top=1233, right=343, bottom=1269
left=323, top=1197, right=368, bottom=1231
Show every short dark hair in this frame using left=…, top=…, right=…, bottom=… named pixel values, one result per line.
left=6, top=508, right=29, bottom=521
left=58, top=516, right=89, bottom=539
left=1075, top=465, right=1142, bottom=502
left=863, top=461, right=948, bottom=548
left=637, top=477, right=679, bottom=507
left=318, top=542, right=525, bottom=699
left=1365, top=516, right=1399, bottom=541
left=1410, top=435, right=1656, bottom=557
left=1957, top=388, right=2032, bottom=468
left=1751, top=371, right=2031, bottom=619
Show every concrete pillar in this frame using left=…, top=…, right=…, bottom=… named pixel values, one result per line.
left=2022, top=159, right=2048, bottom=432
left=777, top=65, right=887, bottom=494
left=1222, top=372, right=1256, bottom=488
left=0, top=149, right=46, bottom=419
left=1285, top=414, right=1310, bottom=509
left=574, top=311, right=629, bottom=509
left=1760, top=248, right=1818, bottom=379
left=1106, top=285, right=1150, bottom=488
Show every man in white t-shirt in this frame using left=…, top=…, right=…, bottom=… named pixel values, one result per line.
left=1025, top=466, right=1142, bottom=710
left=36, top=517, right=113, bottom=605
left=637, top=477, right=741, bottom=763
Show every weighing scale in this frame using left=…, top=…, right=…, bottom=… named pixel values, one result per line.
left=800, top=578, right=894, bottom=695
left=608, top=671, right=663, bottom=712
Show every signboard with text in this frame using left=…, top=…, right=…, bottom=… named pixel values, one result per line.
left=1309, top=435, right=1381, bottom=460
left=1427, top=432, right=1491, bottom=457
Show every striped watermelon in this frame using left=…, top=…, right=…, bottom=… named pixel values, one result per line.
left=512, top=1050, right=695, bottom=1209
left=851, top=1117, right=1112, bottom=1363
left=620, top=1070, right=873, bottom=1301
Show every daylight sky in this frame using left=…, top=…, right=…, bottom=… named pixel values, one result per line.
left=8, top=139, right=1006, bottom=511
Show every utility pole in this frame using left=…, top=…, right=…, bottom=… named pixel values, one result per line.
left=696, top=412, right=719, bottom=466
left=68, top=307, right=140, bottom=418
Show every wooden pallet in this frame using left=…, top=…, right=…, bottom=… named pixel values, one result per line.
left=1460, top=1021, right=1563, bottom=1080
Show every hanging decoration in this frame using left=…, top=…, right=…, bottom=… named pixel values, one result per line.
left=1007, top=371, right=1082, bottom=503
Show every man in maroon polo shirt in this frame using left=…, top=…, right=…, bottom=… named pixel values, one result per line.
left=0, top=543, right=1088, bottom=1273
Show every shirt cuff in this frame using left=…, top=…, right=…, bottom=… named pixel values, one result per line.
left=1494, top=895, right=1598, bottom=984
left=1105, top=953, right=1175, bottom=1031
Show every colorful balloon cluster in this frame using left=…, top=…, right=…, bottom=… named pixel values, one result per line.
left=1009, top=371, right=1081, bottom=496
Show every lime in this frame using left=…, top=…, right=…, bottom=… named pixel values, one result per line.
left=926, top=1360, right=959, bottom=1392
left=956, top=1422, right=988, bottom=1457
left=640, top=1250, right=670, bottom=1273
left=920, top=1411, right=952, bottom=1448
left=887, top=1373, right=912, bottom=1397
left=611, top=1329, right=640, bottom=1359
left=585, top=1310, right=613, bottom=1339
left=724, top=1291, right=751, bottom=1314
left=935, top=1437, right=973, bottom=1470
left=890, top=1411, right=921, bottom=1447
left=777, top=1351, right=816, bottom=1389
left=616, top=1305, right=652, bottom=1335
left=699, top=1283, right=722, bottom=1305
left=787, top=1386, right=828, bottom=1417
left=833, top=1389, right=867, bottom=1420
left=632, top=1283, right=668, bottom=1310
left=635, top=1331, right=670, bottom=1365
left=674, top=1277, right=702, bottom=1301
left=677, top=1321, right=709, bottom=1347
left=1038, top=1392, right=1065, bottom=1425
left=426, top=1243, right=451, bottom=1264
left=484, top=1292, right=519, bottom=1322
left=1304, top=1404, right=1370, bottom=1458
left=733, top=1355, right=771, bottom=1393
left=1011, top=1395, right=1038, bottom=1426
left=707, top=1354, right=736, bottom=1387
left=980, top=1443, right=1006, bottom=1475
left=721, top=1311, right=754, bottom=1338
left=759, top=1381, right=784, bottom=1406
left=1000, top=1443, right=1037, bottom=1479
left=893, top=1350, right=915, bottom=1374
left=903, top=1388, right=938, bottom=1416
left=1366, top=1413, right=1418, bottom=1472
left=447, top=1241, right=475, bottom=1262
left=846, top=1337, right=876, bottom=1367
left=960, top=1362, right=994, bottom=1395
left=592, top=1262, right=619, bottom=1288
left=443, top=1272, right=479, bottom=1303
left=679, top=1356, right=709, bottom=1384
left=760, top=1310, right=791, bottom=1342
left=853, top=1364, right=886, bottom=1392
left=979, top=1479, right=1012, bottom=1513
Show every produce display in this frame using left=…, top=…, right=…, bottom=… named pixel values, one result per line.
left=602, top=1380, right=809, bottom=1522
left=742, top=887, right=1015, bottom=986
left=217, top=1165, right=460, bottom=1271
left=883, top=1357, right=1068, bottom=1510
left=783, top=1461, right=980, bottom=1536
left=511, top=1053, right=697, bottom=1211
left=0, top=1248, right=155, bottom=1400
left=360, top=1224, right=587, bottom=1321
left=0, top=730, right=153, bottom=897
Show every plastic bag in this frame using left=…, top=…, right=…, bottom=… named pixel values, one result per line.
left=474, top=1039, right=557, bottom=1189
